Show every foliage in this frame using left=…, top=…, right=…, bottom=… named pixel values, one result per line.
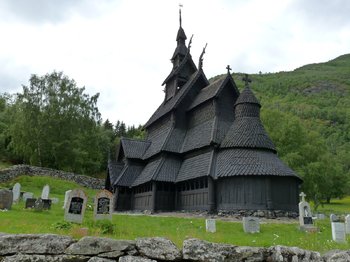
left=3, top=72, right=112, bottom=175
left=52, top=221, right=73, bottom=230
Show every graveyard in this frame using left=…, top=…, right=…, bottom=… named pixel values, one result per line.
left=1, top=175, right=350, bottom=254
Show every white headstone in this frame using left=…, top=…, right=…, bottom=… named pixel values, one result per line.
left=243, top=217, right=260, bottom=233
left=63, top=190, right=72, bottom=209
left=205, top=219, right=216, bottom=233
left=64, top=189, right=87, bottom=224
left=298, top=192, right=313, bottom=227
left=12, top=183, right=21, bottom=203
left=331, top=222, right=346, bottom=243
left=93, top=190, right=113, bottom=221
left=51, top=197, right=59, bottom=204
left=345, top=214, right=350, bottom=234
left=23, top=192, right=34, bottom=202
left=41, top=184, right=50, bottom=200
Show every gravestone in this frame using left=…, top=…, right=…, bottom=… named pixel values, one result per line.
left=316, top=213, right=326, bottom=220
left=63, top=190, right=72, bottom=209
left=51, top=197, right=59, bottom=204
left=330, top=214, right=339, bottom=222
left=0, top=189, right=13, bottom=210
left=331, top=222, right=346, bottom=243
left=243, top=217, right=260, bottom=233
left=345, top=215, right=350, bottom=234
left=25, top=198, right=37, bottom=209
left=41, top=184, right=50, bottom=200
left=23, top=192, right=34, bottom=202
left=34, top=198, right=44, bottom=211
left=93, top=189, right=113, bottom=221
left=42, top=199, right=52, bottom=210
left=205, top=219, right=216, bottom=233
left=64, top=189, right=87, bottom=224
left=12, top=183, right=21, bottom=203
left=298, top=192, right=315, bottom=231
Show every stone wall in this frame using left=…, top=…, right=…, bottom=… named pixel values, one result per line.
left=0, top=233, right=348, bottom=261
left=0, top=165, right=104, bottom=189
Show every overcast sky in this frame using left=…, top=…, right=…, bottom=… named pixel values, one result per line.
left=0, top=0, right=349, bottom=126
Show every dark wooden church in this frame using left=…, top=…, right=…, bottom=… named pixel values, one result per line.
left=105, top=12, right=302, bottom=213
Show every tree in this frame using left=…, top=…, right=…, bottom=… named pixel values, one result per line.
left=8, top=71, right=107, bottom=174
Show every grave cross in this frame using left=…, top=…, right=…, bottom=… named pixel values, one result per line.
left=226, top=65, right=232, bottom=75
left=299, top=192, right=306, bottom=202
left=242, top=74, right=252, bottom=87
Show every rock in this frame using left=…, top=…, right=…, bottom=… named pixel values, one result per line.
left=136, top=237, right=181, bottom=261
left=119, top=255, right=157, bottom=262
left=65, top=236, right=135, bottom=256
left=1, top=254, right=89, bottom=261
left=183, top=238, right=266, bottom=261
left=87, top=257, right=115, bottom=262
left=323, top=250, right=350, bottom=262
left=267, top=245, right=322, bottom=262
left=183, top=238, right=237, bottom=261
left=0, top=234, right=74, bottom=255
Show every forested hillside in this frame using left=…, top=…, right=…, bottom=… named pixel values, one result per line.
left=224, top=54, right=350, bottom=206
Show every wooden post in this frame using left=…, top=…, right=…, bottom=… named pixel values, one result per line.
left=151, top=182, right=157, bottom=212
left=208, top=176, right=216, bottom=212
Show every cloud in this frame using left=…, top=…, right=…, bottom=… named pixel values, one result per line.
left=0, top=0, right=116, bottom=24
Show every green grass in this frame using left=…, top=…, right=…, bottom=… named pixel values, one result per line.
left=0, top=161, right=11, bottom=170
left=1, top=176, right=350, bottom=253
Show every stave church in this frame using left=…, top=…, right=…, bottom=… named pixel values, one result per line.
left=105, top=11, right=302, bottom=213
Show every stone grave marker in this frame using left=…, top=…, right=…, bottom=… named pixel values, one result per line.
left=330, top=214, right=339, bottom=222
left=12, top=183, right=21, bottom=203
left=25, top=198, right=37, bottom=209
left=51, top=197, right=59, bottom=204
left=41, top=184, right=50, bottom=200
left=34, top=198, right=44, bottom=211
left=243, top=217, right=260, bottom=233
left=0, top=189, right=13, bottom=210
left=316, top=213, right=326, bottom=220
left=205, top=219, right=216, bottom=233
left=345, top=214, right=350, bottom=234
left=63, top=190, right=72, bottom=209
left=93, top=189, right=113, bottom=221
left=331, top=222, right=346, bottom=243
left=298, top=192, right=317, bottom=232
left=64, top=189, right=87, bottom=224
left=23, top=192, right=34, bottom=202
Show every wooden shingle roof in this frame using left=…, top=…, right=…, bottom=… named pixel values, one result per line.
left=107, top=160, right=124, bottom=186
left=114, top=164, right=144, bottom=187
left=176, top=150, right=214, bottom=182
left=120, top=138, right=151, bottom=159
left=221, top=87, right=276, bottom=151
left=216, top=149, right=300, bottom=179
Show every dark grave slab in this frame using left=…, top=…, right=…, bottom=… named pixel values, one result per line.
left=0, top=189, right=13, bottom=210
left=34, top=198, right=44, bottom=211
left=303, top=217, right=313, bottom=225
left=42, top=199, right=52, bottom=210
left=25, top=198, right=37, bottom=209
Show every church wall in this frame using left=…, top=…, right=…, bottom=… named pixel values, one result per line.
left=216, top=176, right=299, bottom=212
left=175, top=177, right=210, bottom=211
left=132, top=183, right=153, bottom=211
left=216, top=176, right=268, bottom=210
left=271, top=176, right=299, bottom=212
left=115, top=187, right=132, bottom=211
left=155, top=182, right=175, bottom=211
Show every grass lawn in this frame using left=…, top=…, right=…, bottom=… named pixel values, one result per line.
left=1, top=176, right=350, bottom=253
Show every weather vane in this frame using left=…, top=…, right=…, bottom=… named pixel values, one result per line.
left=179, top=3, right=183, bottom=27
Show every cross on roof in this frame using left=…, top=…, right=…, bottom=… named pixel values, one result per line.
left=299, top=192, right=306, bottom=202
left=226, top=65, right=232, bottom=75
left=179, top=4, right=183, bottom=27
left=242, top=74, right=252, bottom=87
